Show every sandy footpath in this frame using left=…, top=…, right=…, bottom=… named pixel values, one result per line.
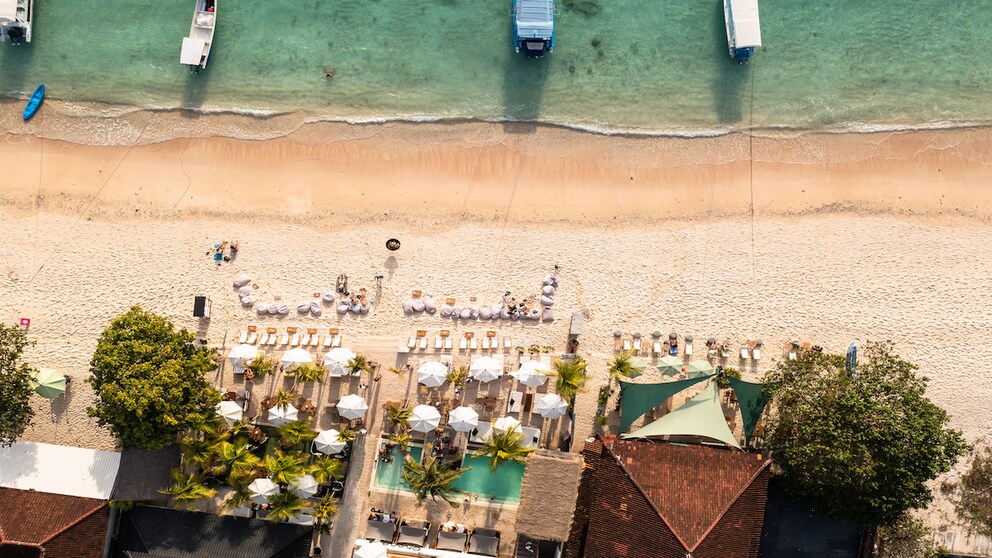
left=1, top=121, right=991, bottom=554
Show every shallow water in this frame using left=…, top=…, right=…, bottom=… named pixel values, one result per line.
left=1, top=0, right=991, bottom=136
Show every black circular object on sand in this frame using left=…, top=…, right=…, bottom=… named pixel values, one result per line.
left=386, top=239, right=401, bottom=251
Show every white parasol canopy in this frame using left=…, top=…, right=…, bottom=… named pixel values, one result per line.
left=536, top=393, right=568, bottom=419
left=470, top=356, right=503, bottom=383
left=492, top=416, right=522, bottom=434
left=228, top=344, right=258, bottom=368
left=324, top=348, right=357, bottom=377
left=290, top=474, right=319, bottom=498
left=417, top=361, right=448, bottom=388
left=313, top=429, right=346, bottom=455
left=248, top=478, right=279, bottom=503
left=268, top=403, right=298, bottom=426
left=355, top=542, right=388, bottom=558
left=216, top=400, right=243, bottom=424
left=510, top=361, right=550, bottom=388
left=336, top=394, right=368, bottom=420
left=409, top=404, right=442, bottom=433
left=447, top=406, right=479, bottom=432
left=280, top=348, right=313, bottom=370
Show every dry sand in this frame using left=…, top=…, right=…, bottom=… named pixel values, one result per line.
left=1, top=121, right=991, bottom=555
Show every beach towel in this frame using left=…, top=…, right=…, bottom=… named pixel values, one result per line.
left=233, top=274, right=252, bottom=287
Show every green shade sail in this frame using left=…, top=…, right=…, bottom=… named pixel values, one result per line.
left=623, top=381, right=741, bottom=449
left=30, top=368, right=66, bottom=398
left=618, top=374, right=714, bottom=433
left=726, top=377, right=772, bottom=444
left=656, top=355, right=683, bottom=377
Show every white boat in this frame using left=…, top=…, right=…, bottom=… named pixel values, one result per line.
left=0, top=0, right=33, bottom=45
left=724, top=0, right=761, bottom=63
left=180, top=0, right=216, bottom=69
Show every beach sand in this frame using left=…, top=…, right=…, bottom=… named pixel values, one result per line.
left=2, top=122, right=991, bottom=555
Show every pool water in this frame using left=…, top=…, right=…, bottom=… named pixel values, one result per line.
left=452, top=455, right=525, bottom=504
left=373, top=445, right=423, bottom=491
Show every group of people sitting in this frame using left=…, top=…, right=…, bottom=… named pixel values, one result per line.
left=440, top=521, right=467, bottom=533
left=370, top=508, right=397, bottom=523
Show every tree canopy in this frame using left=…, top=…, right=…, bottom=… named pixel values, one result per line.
left=0, top=324, right=35, bottom=447
left=87, top=306, right=220, bottom=450
left=763, top=342, right=967, bottom=526
left=956, top=446, right=992, bottom=537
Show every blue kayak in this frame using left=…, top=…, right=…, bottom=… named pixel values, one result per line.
left=23, top=84, right=45, bottom=121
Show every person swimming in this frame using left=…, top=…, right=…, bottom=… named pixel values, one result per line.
left=324, top=67, right=335, bottom=79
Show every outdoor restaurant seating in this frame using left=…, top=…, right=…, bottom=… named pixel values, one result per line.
left=469, top=527, right=500, bottom=557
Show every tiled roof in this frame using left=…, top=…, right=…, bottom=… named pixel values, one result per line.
left=0, top=488, right=108, bottom=558
left=565, top=437, right=771, bottom=558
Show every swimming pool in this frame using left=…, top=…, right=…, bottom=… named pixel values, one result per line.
left=373, top=445, right=423, bottom=491
left=452, top=455, right=525, bottom=504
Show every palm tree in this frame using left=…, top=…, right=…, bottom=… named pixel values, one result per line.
left=264, top=451, right=307, bottom=485
left=308, top=455, right=346, bottom=485
left=388, top=366, right=406, bottom=378
left=293, top=362, right=326, bottom=387
left=553, top=357, right=589, bottom=405
left=386, top=404, right=413, bottom=430
left=180, top=436, right=217, bottom=473
left=402, top=443, right=469, bottom=508
left=277, top=420, right=317, bottom=450
left=265, top=490, right=305, bottom=522
left=337, top=426, right=358, bottom=443
left=246, top=353, right=277, bottom=380
left=608, top=351, right=635, bottom=382
left=272, top=388, right=296, bottom=408
left=347, top=354, right=373, bottom=376
left=159, top=468, right=216, bottom=509
left=312, top=493, right=340, bottom=533
left=216, top=439, right=261, bottom=479
left=389, top=429, right=411, bottom=452
left=446, top=366, right=469, bottom=388
left=473, top=428, right=535, bottom=470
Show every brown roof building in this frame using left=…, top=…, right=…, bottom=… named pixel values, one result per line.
left=0, top=487, right=109, bottom=558
left=565, top=436, right=772, bottom=558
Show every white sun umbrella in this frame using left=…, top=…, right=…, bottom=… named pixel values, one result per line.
left=313, top=428, right=346, bottom=455
left=448, top=406, right=479, bottom=432
left=280, top=348, right=313, bottom=371
left=409, top=404, right=442, bottom=433
left=492, top=416, right=522, bottom=434
left=470, top=356, right=503, bottom=383
left=511, top=361, right=550, bottom=388
left=355, top=542, right=388, bottom=558
left=216, top=400, right=243, bottom=425
left=268, top=403, right=298, bottom=426
left=324, top=347, right=357, bottom=377
left=336, top=394, right=368, bottom=420
left=248, top=478, right=279, bottom=503
left=228, top=344, right=258, bottom=368
left=536, top=393, right=569, bottom=419
left=290, top=474, right=319, bottom=498
left=417, top=360, right=448, bottom=388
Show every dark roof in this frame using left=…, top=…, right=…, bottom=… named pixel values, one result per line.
left=565, top=437, right=771, bottom=558
left=758, top=478, right=866, bottom=558
left=113, top=506, right=313, bottom=558
left=0, top=487, right=109, bottom=558
left=111, top=446, right=180, bottom=503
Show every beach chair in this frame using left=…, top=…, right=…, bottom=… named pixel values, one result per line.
left=504, top=337, right=512, bottom=349
left=258, top=332, right=269, bottom=345
left=740, top=345, right=750, bottom=360
left=752, top=344, right=762, bottom=360
left=308, top=328, right=319, bottom=347
left=248, top=331, right=258, bottom=345
left=324, top=335, right=333, bottom=348
left=301, top=332, right=311, bottom=346
left=408, top=337, right=417, bottom=349
left=239, top=331, right=249, bottom=344
left=652, top=341, right=662, bottom=355
left=418, top=337, right=428, bottom=350
left=685, top=338, right=694, bottom=356
left=290, top=334, right=301, bottom=347
left=470, top=337, right=478, bottom=350
left=279, top=333, right=290, bottom=346
left=333, top=335, right=341, bottom=348
left=469, top=528, right=500, bottom=557
left=366, top=517, right=397, bottom=543
left=459, top=337, right=468, bottom=350
left=507, top=391, right=523, bottom=414
left=435, top=529, right=469, bottom=552
left=623, top=338, right=632, bottom=352
left=633, top=336, right=642, bottom=353
left=434, top=336, right=443, bottom=350
left=397, top=519, right=430, bottom=548
left=481, top=337, right=490, bottom=350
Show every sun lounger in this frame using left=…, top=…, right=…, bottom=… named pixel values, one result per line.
left=633, top=337, right=642, bottom=352
left=752, top=346, right=761, bottom=360
left=258, top=333, right=268, bottom=345
left=248, top=331, right=258, bottom=345
left=239, top=331, right=249, bottom=343
left=470, top=338, right=478, bottom=350
left=652, top=341, right=662, bottom=354
left=482, top=337, right=490, bottom=350
left=507, top=390, right=523, bottom=414
left=623, top=338, right=631, bottom=352
left=332, top=335, right=341, bottom=348
left=504, top=337, right=511, bottom=349
left=418, top=337, right=428, bottom=350
left=408, top=337, right=417, bottom=349
left=459, top=338, right=468, bottom=350
left=292, top=334, right=302, bottom=347
left=301, top=333, right=311, bottom=346
left=433, top=336, right=442, bottom=350
left=469, top=528, right=500, bottom=557
left=435, top=530, right=468, bottom=552
left=366, top=518, right=397, bottom=543
left=279, top=333, right=290, bottom=345
left=445, top=337, right=453, bottom=350
left=685, top=339, right=694, bottom=356
left=397, top=520, right=430, bottom=547
left=740, top=345, right=750, bottom=359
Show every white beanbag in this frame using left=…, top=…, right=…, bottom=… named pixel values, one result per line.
left=277, top=304, right=290, bottom=315
left=233, top=273, right=252, bottom=288
left=403, top=300, right=415, bottom=315
left=541, top=295, right=554, bottom=306
left=479, top=307, right=492, bottom=319
left=298, top=302, right=311, bottom=313
left=440, top=305, right=453, bottom=317
left=412, top=301, right=426, bottom=312
left=424, top=299, right=437, bottom=314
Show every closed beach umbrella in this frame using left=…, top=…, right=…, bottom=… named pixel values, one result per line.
left=30, top=369, right=66, bottom=399
left=511, top=361, right=550, bottom=388
left=417, top=361, right=448, bottom=388
left=313, top=429, right=346, bottom=455
left=228, top=344, right=258, bottom=368
left=324, top=348, right=356, bottom=377
left=685, top=359, right=714, bottom=378
left=656, top=355, right=683, bottom=377
left=336, top=394, right=368, bottom=420
left=355, top=542, right=388, bottom=558
left=409, top=405, right=442, bottom=433
left=216, top=400, right=243, bottom=424
left=268, top=403, right=298, bottom=426
left=536, top=393, right=568, bottom=419
left=280, top=348, right=312, bottom=370
left=470, top=356, right=503, bottom=383
left=448, top=406, right=479, bottom=432
left=248, top=478, right=279, bottom=503
left=290, top=474, right=319, bottom=498
left=492, top=416, right=522, bottom=434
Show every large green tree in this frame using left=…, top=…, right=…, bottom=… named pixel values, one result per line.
left=956, top=446, right=992, bottom=537
left=87, top=306, right=220, bottom=450
left=764, top=342, right=967, bottom=526
left=473, top=428, right=534, bottom=470
left=402, top=443, right=469, bottom=507
left=0, top=324, right=35, bottom=447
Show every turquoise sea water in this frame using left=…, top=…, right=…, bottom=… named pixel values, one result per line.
left=1, top=0, right=992, bottom=134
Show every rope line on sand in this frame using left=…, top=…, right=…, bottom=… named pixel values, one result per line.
left=171, top=137, right=195, bottom=210
left=748, top=58, right=757, bottom=285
